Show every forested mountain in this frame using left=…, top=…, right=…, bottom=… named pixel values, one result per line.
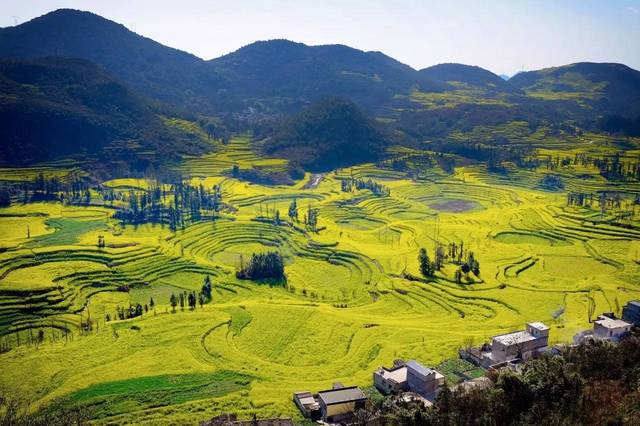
left=1, top=9, right=639, bottom=169
left=207, top=39, right=443, bottom=114
left=0, top=57, right=211, bottom=166
left=262, top=97, right=387, bottom=171
left=0, top=10, right=441, bottom=115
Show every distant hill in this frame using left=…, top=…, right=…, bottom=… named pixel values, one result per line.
left=0, top=11, right=443, bottom=115
left=509, top=62, right=640, bottom=117
left=499, top=74, right=510, bottom=81
left=262, top=97, right=387, bottom=171
left=0, top=9, right=218, bottom=112
left=419, top=63, right=509, bottom=91
left=0, top=57, right=210, bottom=166
left=207, top=39, right=442, bottom=114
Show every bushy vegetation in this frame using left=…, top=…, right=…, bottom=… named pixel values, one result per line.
left=368, top=331, right=640, bottom=425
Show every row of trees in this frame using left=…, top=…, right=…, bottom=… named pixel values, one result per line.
left=169, top=276, right=214, bottom=312
left=567, top=191, right=640, bottom=218
left=340, top=178, right=390, bottom=196
left=113, top=180, right=222, bottom=230
left=6, top=173, right=93, bottom=206
left=543, top=152, right=640, bottom=182
left=236, top=252, right=285, bottom=280
left=169, top=291, right=205, bottom=312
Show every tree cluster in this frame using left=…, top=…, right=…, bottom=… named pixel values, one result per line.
left=304, top=206, right=319, bottom=231
left=112, top=303, right=145, bottom=321
left=236, top=252, right=285, bottom=281
left=418, top=242, right=480, bottom=282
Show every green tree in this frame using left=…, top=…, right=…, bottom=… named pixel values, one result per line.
left=288, top=199, right=298, bottom=221
left=169, top=294, right=177, bottom=313
left=418, top=248, right=433, bottom=278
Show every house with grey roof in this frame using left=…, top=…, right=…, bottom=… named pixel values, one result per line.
left=316, top=385, right=368, bottom=423
left=406, top=360, right=445, bottom=397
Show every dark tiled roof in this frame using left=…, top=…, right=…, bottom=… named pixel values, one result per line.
left=318, top=386, right=366, bottom=405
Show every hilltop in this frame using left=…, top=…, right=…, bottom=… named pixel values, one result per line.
left=262, top=97, right=387, bottom=171
left=420, top=63, right=510, bottom=91
left=207, top=39, right=443, bottom=114
left=0, top=9, right=217, bottom=111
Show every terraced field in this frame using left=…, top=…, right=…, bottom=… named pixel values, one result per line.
left=0, top=136, right=639, bottom=424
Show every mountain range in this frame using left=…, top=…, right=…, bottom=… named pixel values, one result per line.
left=1, top=8, right=639, bottom=169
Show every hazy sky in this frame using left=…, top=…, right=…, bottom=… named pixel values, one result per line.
left=1, top=0, right=639, bottom=75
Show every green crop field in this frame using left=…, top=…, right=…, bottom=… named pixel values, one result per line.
left=0, top=135, right=639, bottom=425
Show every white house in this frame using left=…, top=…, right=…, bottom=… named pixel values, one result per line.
left=481, top=322, right=549, bottom=366
left=593, top=315, right=632, bottom=342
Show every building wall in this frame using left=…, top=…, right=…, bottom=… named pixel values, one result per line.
left=491, top=336, right=548, bottom=363
left=406, top=370, right=439, bottom=396
left=594, top=323, right=632, bottom=341
left=622, top=303, right=640, bottom=325
left=321, top=400, right=365, bottom=421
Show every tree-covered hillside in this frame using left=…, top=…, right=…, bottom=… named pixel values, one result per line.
left=509, top=62, right=640, bottom=117
left=0, top=57, right=211, bottom=167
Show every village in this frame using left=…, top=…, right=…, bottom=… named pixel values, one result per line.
left=202, top=300, right=640, bottom=426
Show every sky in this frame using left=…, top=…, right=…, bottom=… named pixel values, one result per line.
left=1, top=0, right=639, bottom=76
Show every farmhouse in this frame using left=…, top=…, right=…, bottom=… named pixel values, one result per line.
left=489, top=322, right=549, bottom=364
left=622, top=300, right=640, bottom=326
left=593, top=315, right=632, bottom=342
left=373, top=360, right=444, bottom=398
left=460, top=322, right=549, bottom=368
left=317, top=385, right=367, bottom=423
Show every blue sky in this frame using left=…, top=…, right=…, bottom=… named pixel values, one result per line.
left=1, top=0, right=639, bottom=75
